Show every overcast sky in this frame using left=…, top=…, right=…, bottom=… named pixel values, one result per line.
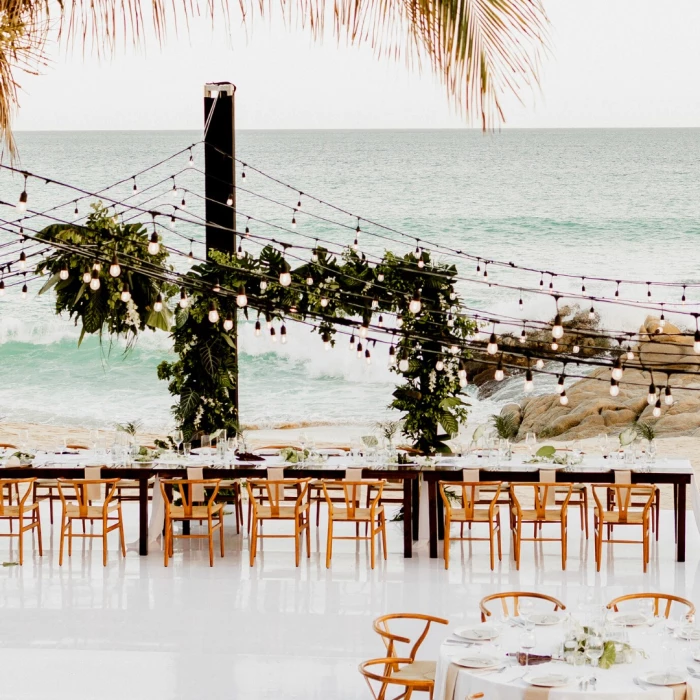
left=14, top=0, right=700, bottom=130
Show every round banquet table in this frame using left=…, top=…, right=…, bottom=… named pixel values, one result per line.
left=434, top=616, right=700, bottom=700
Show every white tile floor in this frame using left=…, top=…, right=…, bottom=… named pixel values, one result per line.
left=1, top=502, right=699, bottom=699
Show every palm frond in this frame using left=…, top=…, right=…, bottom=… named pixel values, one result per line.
left=490, top=412, right=518, bottom=440
left=634, top=420, right=657, bottom=442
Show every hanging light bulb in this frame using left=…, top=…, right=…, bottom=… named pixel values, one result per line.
left=371, top=297, right=379, bottom=310
left=187, top=150, right=194, bottom=167
left=552, top=314, right=564, bottom=339
left=260, top=279, right=268, bottom=292
left=610, top=379, right=620, bottom=398
left=447, top=314, right=454, bottom=328
left=320, top=296, right=329, bottom=308
left=356, top=342, right=363, bottom=359
left=109, top=253, right=121, bottom=277
left=348, top=334, right=355, bottom=351
left=17, top=180, right=27, bottom=212
left=694, top=330, right=700, bottom=353
left=169, top=214, right=177, bottom=230
left=388, top=346, right=396, bottom=366
left=399, top=357, right=409, bottom=372
left=573, top=341, right=580, bottom=354
left=450, top=345, right=459, bottom=355
left=413, top=244, right=421, bottom=259
left=435, top=359, right=444, bottom=371
left=551, top=341, right=559, bottom=351
left=536, top=358, right=544, bottom=369
left=359, top=322, right=369, bottom=338
left=226, top=193, right=233, bottom=206
left=0, top=280, right=5, bottom=296
left=241, top=167, right=246, bottom=178
left=212, top=280, right=221, bottom=294
left=181, top=196, right=187, bottom=209
left=450, top=291, right=457, bottom=301
left=589, top=306, right=596, bottom=321
left=409, top=291, right=422, bottom=314
left=254, top=320, right=261, bottom=337
left=627, top=347, right=634, bottom=360
left=418, top=259, right=424, bottom=269
left=74, top=201, right=79, bottom=215
left=89, top=269, right=101, bottom=291
left=396, top=314, right=403, bottom=329
left=179, top=289, right=189, bottom=308
left=93, top=261, right=101, bottom=272
left=524, top=369, right=534, bottom=393
left=560, top=390, right=569, bottom=406
left=148, top=233, right=160, bottom=255
left=19, top=251, right=26, bottom=270
left=245, top=221, right=250, bottom=236
left=21, top=283, right=28, bottom=298
left=660, top=311, right=666, bottom=329
left=208, top=301, right=219, bottom=323
left=311, top=248, right=319, bottom=263
left=318, top=332, right=328, bottom=350
left=236, top=243, right=244, bottom=260
left=120, top=285, right=131, bottom=302
left=494, top=360, right=504, bottom=382
left=458, top=367, right=467, bottom=380
left=487, top=332, right=498, bottom=355
left=279, top=270, right=292, bottom=287
left=612, top=357, right=623, bottom=381
left=59, top=264, right=69, bottom=281
left=653, top=398, right=662, bottom=418
left=153, top=293, right=163, bottom=313
left=132, top=178, right=138, bottom=192
left=291, top=211, right=297, bottom=228
left=223, top=314, right=234, bottom=331
left=171, top=179, right=178, bottom=198
left=365, top=349, right=372, bottom=365
left=378, top=315, right=384, bottom=328
left=377, top=272, right=385, bottom=283
left=520, top=328, right=527, bottom=344
left=306, top=275, right=313, bottom=286
left=647, top=382, right=656, bottom=405
left=236, top=285, right=247, bottom=308
left=665, top=385, right=674, bottom=406
left=556, top=375, right=565, bottom=394
left=270, top=327, right=277, bottom=343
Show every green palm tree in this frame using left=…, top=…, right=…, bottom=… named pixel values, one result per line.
left=1, top=0, right=548, bottom=155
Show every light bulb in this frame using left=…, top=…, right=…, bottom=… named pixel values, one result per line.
left=409, top=291, right=421, bottom=314
left=311, top=250, right=319, bottom=263
left=494, top=362, right=504, bottom=382
left=435, top=359, right=444, bottom=371
left=524, top=369, right=534, bottom=393
left=223, top=314, right=234, bottom=331
left=236, top=286, right=247, bottom=308
left=388, top=346, right=396, bottom=366
left=647, top=383, right=656, bottom=405
left=93, top=261, right=101, bottom=272
left=21, top=283, right=28, bottom=299
left=486, top=333, right=498, bottom=355
left=208, top=302, right=219, bottom=323
left=556, top=375, right=564, bottom=394
left=399, top=358, right=409, bottom=372
left=236, top=244, right=244, bottom=260
left=536, top=358, right=544, bottom=369
left=414, top=245, right=421, bottom=259
left=458, top=368, right=467, bottom=380
left=260, top=280, right=268, bottom=292
left=270, top=328, right=278, bottom=343
left=0, top=280, right=5, bottom=296
left=612, top=359, right=623, bottom=381
left=17, top=190, right=27, bottom=212
left=82, top=270, right=91, bottom=284
left=181, top=197, right=187, bottom=209
left=356, top=342, right=363, bottom=359
left=450, top=291, right=456, bottom=301
left=377, top=273, right=385, bottom=282
left=589, top=306, right=595, bottom=321
left=279, top=271, right=292, bottom=287
left=552, top=314, right=564, bottom=339
left=660, top=314, right=666, bottom=329
left=520, top=329, right=526, bottom=344
left=148, top=233, right=160, bottom=255
left=323, top=333, right=331, bottom=350
left=19, top=251, right=26, bottom=270
left=447, top=314, right=454, bottom=328
left=551, top=342, right=559, bottom=351
left=109, top=254, right=121, bottom=277
left=188, top=152, right=194, bottom=167
left=254, top=320, right=261, bottom=337
left=653, top=399, right=662, bottom=418
left=59, top=266, right=69, bottom=281
left=396, top=315, right=403, bottom=328
left=694, top=330, right=700, bottom=353
left=450, top=345, right=459, bottom=355
left=378, top=315, right=384, bottom=328
left=560, top=391, right=569, bottom=406
left=459, top=377, right=467, bottom=388
left=371, top=297, right=379, bottom=310
left=132, top=178, right=138, bottom=192
left=348, top=334, right=355, bottom=350
left=291, top=214, right=297, bottom=228
left=171, top=181, right=177, bottom=198
left=226, top=194, right=233, bottom=207
left=418, top=259, right=424, bottom=269
left=610, top=379, right=620, bottom=397
left=153, top=293, right=163, bottom=313
left=665, top=386, right=674, bottom=406
left=179, top=289, right=189, bottom=308
left=306, top=276, right=313, bottom=286
left=281, top=325, right=287, bottom=344
left=120, top=285, right=131, bottom=302
left=360, top=323, right=368, bottom=338
left=170, top=215, right=176, bottom=230
left=320, top=297, right=329, bottom=307
left=627, top=349, right=634, bottom=360
left=573, top=344, right=580, bottom=354
left=365, top=349, right=371, bottom=364
left=89, top=270, right=100, bottom=291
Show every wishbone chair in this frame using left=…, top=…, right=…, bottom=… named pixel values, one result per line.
left=479, top=592, right=566, bottom=622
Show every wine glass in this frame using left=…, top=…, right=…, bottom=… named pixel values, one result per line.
left=172, top=429, right=184, bottom=455
left=585, top=634, right=604, bottom=667
left=519, top=630, right=536, bottom=666
left=89, top=429, right=99, bottom=451
left=597, top=432, right=609, bottom=459
left=299, top=432, right=309, bottom=465
left=201, top=435, right=211, bottom=451
left=525, top=432, right=537, bottom=456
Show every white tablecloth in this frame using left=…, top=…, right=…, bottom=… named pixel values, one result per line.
left=435, top=617, right=700, bottom=700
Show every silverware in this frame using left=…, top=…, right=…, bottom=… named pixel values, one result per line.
left=590, top=676, right=598, bottom=690
left=687, top=666, right=700, bottom=677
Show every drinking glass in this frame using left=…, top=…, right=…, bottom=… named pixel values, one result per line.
left=183, top=442, right=192, bottom=458
left=299, top=432, right=309, bottom=465
left=89, top=429, right=99, bottom=450
left=525, top=432, right=537, bottom=456
left=201, top=435, right=211, bottom=451
left=519, top=631, right=536, bottom=665
left=597, top=433, right=609, bottom=459
left=585, top=635, right=604, bottom=667
left=172, top=429, right=184, bottom=455
left=228, top=437, right=238, bottom=454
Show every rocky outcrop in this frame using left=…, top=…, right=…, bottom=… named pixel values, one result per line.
left=507, top=316, right=700, bottom=440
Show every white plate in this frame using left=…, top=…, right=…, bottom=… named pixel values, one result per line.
left=454, top=626, right=500, bottom=641
left=523, top=673, right=571, bottom=688
left=639, top=672, right=688, bottom=686
left=452, top=655, right=501, bottom=670
left=609, top=612, right=650, bottom=626
left=191, top=447, right=216, bottom=455
left=528, top=613, right=563, bottom=626
left=677, top=629, right=700, bottom=641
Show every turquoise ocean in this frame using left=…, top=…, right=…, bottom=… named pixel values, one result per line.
left=1, top=129, right=699, bottom=432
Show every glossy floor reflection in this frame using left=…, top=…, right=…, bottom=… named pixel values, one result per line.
left=1, top=503, right=699, bottom=699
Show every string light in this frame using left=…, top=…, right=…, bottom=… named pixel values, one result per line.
left=647, top=282, right=652, bottom=299
left=348, top=333, right=355, bottom=351
left=414, top=243, right=421, bottom=259
left=494, top=359, right=504, bottom=382
left=589, top=305, right=596, bottom=321
left=551, top=341, right=559, bottom=351
left=520, top=326, right=527, bottom=344
left=365, top=349, right=372, bottom=364
left=74, top=201, right=79, bottom=215
left=212, top=280, right=221, bottom=294
left=615, top=281, right=620, bottom=298
left=682, top=286, right=687, bottom=305
left=0, top=280, right=4, bottom=296
left=187, top=149, right=194, bottom=168
left=17, top=174, right=27, bottom=212
left=120, top=285, right=131, bottom=302
left=306, top=274, right=313, bottom=286
left=559, top=390, right=569, bottom=406
left=148, top=232, right=160, bottom=255
left=281, top=325, right=287, bottom=344
left=320, top=295, right=329, bottom=307
left=626, top=346, right=634, bottom=360
left=356, top=342, right=363, bottom=359
left=270, top=327, right=277, bottom=343
left=19, top=251, right=26, bottom=270
left=109, top=253, right=121, bottom=277
left=153, top=293, right=163, bottom=313
left=170, top=214, right=176, bottom=230
left=435, top=358, right=444, bottom=371
left=665, top=384, right=674, bottom=406
left=236, top=285, right=247, bottom=308
left=171, top=178, right=178, bottom=198
left=260, top=279, right=268, bottom=292
left=409, top=290, right=422, bottom=315
left=223, top=314, right=234, bottom=331
left=647, top=382, right=656, bottom=405
left=573, top=338, right=580, bottom=354
left=89, top=269, right=100, bottom=291
left=321, top=332, right=330, bottom=350
left=447, top=313, right=454, bottom=328
left=241, top=165, right=246, bottom=178
left=179, top=289, right=189, bottom=308
left=556, top=374, right=565, bottom=394
left=359, top=322, right=369, bottom=338
left=291, top=210, right=297, bottom=229
left=208, top=301, right=219, bottom=324
left=399, top=356, right=409, bottom=372
left=581, top=278, right=586, bottom=293
left=311, top=247, right=319, bottom=264
left=245, top=220, right=250, bottom=236
left=226, top=194, right=233, bottom=206
left=610, top=379, right=620, bottom=397
left=653, top=398, right=662, bottom=418
left=279, top=269, right=292, bottom=287
left=59, top=264, right=69, bottom=281
left=659, top=305, right=666, bottom=329
left=254, top=320, right=261, bottom=336
left=21, top=283, right=28, bottom=299
left=181, top=196, right=187, bottom=209
left=132, top=177, right=138, bottom=193
left=524, top=369, right=534, bottom=393
left=552, top=313, right=564, bottom=339
left=487, top=329, right=498, bottom=355
left=612, top=356, right=623, bottom=381
left=377, top=272, right=385, bottom=283
left=535, top=359, right=544, bottom=369
left=236, top=243, right=244, bottom=260
left=388, top=345, right=396, bottom=366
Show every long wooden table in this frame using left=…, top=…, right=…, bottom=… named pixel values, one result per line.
left=1, top=464, right=421, bottom=559
left=421, top=466, right=693, bottom=562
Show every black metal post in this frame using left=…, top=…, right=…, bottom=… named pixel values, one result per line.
left=204, top=82, right=238, bottom=416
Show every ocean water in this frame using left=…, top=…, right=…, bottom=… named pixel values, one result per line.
left=1, top=129, right=699, bottom=432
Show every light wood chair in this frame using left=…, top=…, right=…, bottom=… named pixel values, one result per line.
left=0, top=478, right=42, bottom=565
left=607, top=485, right=661, bottom=541
left=555, top=484, right=589, bottom=538
left=439, top=481, right=502, bottom=570
left=0, top=443, right=17, bottom=449
left=509, top=483, right=573, bottom=570
left=160, top=478, right=224, bottom=567
left=372, top=612, right=449, bottom=697
left=56, top=478, right=125, bottom=566
left=480, top=592, right=566, bottom=622
left=592, top=484, right=655, bottom=572
left=359, top=657, right=434, bottom=699
left=322, top=480, right=387, bottom=569
left=606, top=593, right=695, bottom=620
left=247, top=478, right=311, bottom=567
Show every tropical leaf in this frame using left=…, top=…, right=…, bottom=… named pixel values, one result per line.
left=179, top=389, right=201, bottom=418
left=536, top=445, right=556, bottom=458
left=439, top=410, right=459, bottom=436
left=199, top=340, right=221, bottom=377
left=39, top=272, right=60, bottom=295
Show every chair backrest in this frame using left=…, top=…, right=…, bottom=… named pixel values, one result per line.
left=65, top=444, right=89, bottom=450
left=439, top=481, right=501, bottom=517
left=247, top=478, right=311, bottom=515
left=56, top=478, right=120, bottom=516
left=480, top=592, right=566, bottom=622
left=0, top=477, right=36, bottom=515
left=160, top=478, right=221, bottom=516
left=372, top=613, right=449, bottom=663
left=358, top=658, right=430, bottom=699
left=0, top=443, right=17, bottom=449
left=592, top=484, right=654, bottom=522
left=607, top=593, right=696, bottom=619
left=509, top=483, right=572, bottom=518
left=322, top=480, right=385, bottom=516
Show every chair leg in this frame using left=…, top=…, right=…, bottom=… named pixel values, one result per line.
left=370, top=522, right=376, bottom=569
left=35, top=509, right=43, bottom=557
left=49, top=488, right=54, bottom=525
left=515, top=521, right=521, bottom=570
left=497, top=513, right=502, bottom=561
left=294, top=517, right=301, bottom=567
left=488, top=520, right=495, bottom=571
left=68, top=520, right=73, bottom=557
left=18, top=515, right=24, bottom=565
left=208, top=517, right=214, bottom=567
left=305, top=513, right=310, bottom=558
left=380, top=512, right=387, bottom=560
left=655, top=491, right=660, bottom=541
left=59, top=514, right=66, bottom=566
left=249, top=516, right=257, bottom=566
left=219, top=511, right=225, bottom=558
left=326, top=518, right=333, bottom=569
left=118, top=509, right=126, bottom=557
left=561, top=520, right=567, bottom=570
left=444, top=517, right=450, bottom=570
left=103, top=518, right=108, bottom=567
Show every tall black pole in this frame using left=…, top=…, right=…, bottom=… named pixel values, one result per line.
left=204, top=82, right=238, bottom=418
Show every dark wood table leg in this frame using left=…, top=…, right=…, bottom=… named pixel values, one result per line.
left=412, top=478, right=420, bottom=541
left=403, top=478, right=413, bottom=558
left=428, top=478, right=438, bottom=558
left=677, top=479, right=687, bottom=562
left=437, top=494, right=445, bottom=541
left=139, top=476, right=149, bottom=556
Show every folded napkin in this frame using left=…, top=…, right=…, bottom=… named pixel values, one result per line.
left=236, top=452, right=264, bottom=462
left=539, top=469, right=557, bottom=505
left=267, top=466, right=285, bottom=503
left=615, top=470, right=632, bottom=484
left=443, top=662, right=460, bottom=700
left=84, top=466, right=101, bottom=501
left=508, top=653, right=552, bottom=666
left=524, top=686, right=551, bottom=700
left=344, top=467, right=365, bottom=481
left=187, top=467, right=204, bottom=502
left=675, top=683, right=693, bottom=700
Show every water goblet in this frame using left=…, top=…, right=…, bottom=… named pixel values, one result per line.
left=89, top=429, right=99, bottom=451
left=585, top=635, right=604, bottom=667
left=597, top=432, right=609, bottom=459
left=525, top=432, right=537, bottom=457
left=183, top=442, right=192, bottom=458
left=201, top=435, right=211, bottom=451
left=519, top=631, right=536, bottom=666
left=172, top=429, right=183, bottom=456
